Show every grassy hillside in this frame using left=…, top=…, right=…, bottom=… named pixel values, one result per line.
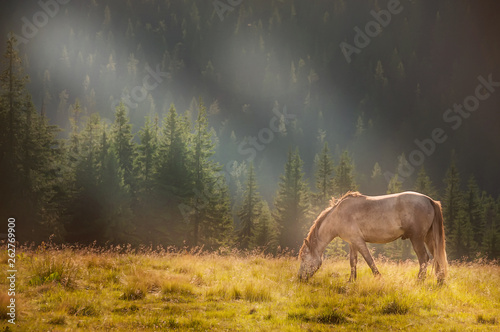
left=0, top=245, right=499, bottom=331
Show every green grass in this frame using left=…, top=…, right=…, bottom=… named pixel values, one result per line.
left=0, top=245, right=499, bottom=331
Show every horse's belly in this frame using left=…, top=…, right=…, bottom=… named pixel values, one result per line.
left=364, top=232, right=403, bottom=244
left=359, top=219, right=405, bottom=244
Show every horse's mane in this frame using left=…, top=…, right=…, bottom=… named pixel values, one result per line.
left=303, top=191, right=363, bottom=250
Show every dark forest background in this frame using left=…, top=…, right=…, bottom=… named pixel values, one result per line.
left=0, top=0, right=499, bottom=260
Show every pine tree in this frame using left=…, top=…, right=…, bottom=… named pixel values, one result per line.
left=188, top=99, right=232, bottom=247
left=135, top=116, right=158, bottom=194
left=313, top=142, right=334, bottom=208
left=200, top=174, right=233, bottom=249
left=273, top=148, right=310, bottom=250
left=68, top=100, right=83, bottom=157
left=442, top=156, right=462, bottom=245
left=111, top=103, right=135, bottom=190
left=66, top=113, right=105, bottom=243
left=96, top=128, right=132, bottom=243
left=138, top=105, right=193, bottom=246
left=157, top=104, right=191, bottom=198
left=414, top=166, right=438, bottom=198
left=480, top=195, right=499, bottom=259
left=0, top=35, right=61, bottom=241
left=442, top=156, right=474, bottom=259
left=237, top=163, right=260, bottom=249
left=367, top=162, right=386, bottom=195
left=387, top=174, right=402, bottom=194
left=0, top=36, right=28, bottom=161
left=395, top=153, right=412, bottom=190
left=333, top=150, right=357, bottom=196
left=252, top=201, right=279, bottom=252
left=465, top=176, right=483, bottom=249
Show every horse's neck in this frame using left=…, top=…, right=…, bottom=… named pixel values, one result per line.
left=315, top=212, right=338, bottom=255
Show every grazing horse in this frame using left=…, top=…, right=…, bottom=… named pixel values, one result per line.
left=298, top=191, right=448, bottom=283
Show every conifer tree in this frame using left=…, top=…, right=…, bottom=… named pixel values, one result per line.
left=442, top=155, right=475, bottom=259
left=313, top=142, right=334, bottom=208
left=273, top=148, right=310, bottom=250
left=448, top=209, right=475, bottom=260
left=188, top=99, right=232, bottom=247
left=0, top=35, right=61, bottom=241
left=135, top=116, right=158, bottom=194
left=111, top=103, right=135, bottom=190
left=141, top=104, right=193, bottom=246
left=387, top=174, right=402, bottom=194
left=66, top=114, right=105, bottom=243
left=480, top=195, right=500, bottom=259
left=367, top=162, right=386, bottom=195
left=442, top=156, right=463, bottom=242
left=157, top=104, right=191, bottom=198
left=414, top=166, right=438, bottom=198
left=333, top=150, right=357, bottom=195
left=252, top=201, right=279, bottom=252
left=199, top=174, right=233, bottom=249
left=68, top=100, right=83, bottom=159
left=96, top=128, right=132, bottom=243
left=237, top=163, right=260, bottom=249
left=465, top=176, right=483, bottom=249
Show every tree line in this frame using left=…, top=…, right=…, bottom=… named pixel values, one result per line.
left=1, top=37, right=499, bottom=260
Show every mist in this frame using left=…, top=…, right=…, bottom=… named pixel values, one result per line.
left=1, top=0, right=500, bottom=253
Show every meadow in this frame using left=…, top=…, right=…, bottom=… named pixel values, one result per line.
left=0, top=243, right=499, bottom=331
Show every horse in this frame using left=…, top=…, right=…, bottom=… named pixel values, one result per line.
left=298, top=191, right=448, bottom=283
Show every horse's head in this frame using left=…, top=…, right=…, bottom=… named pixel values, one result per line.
left=298, top=238, right=322, bottom=281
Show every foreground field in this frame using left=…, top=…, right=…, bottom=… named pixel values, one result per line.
left=0, top=245, right=499, bottom=331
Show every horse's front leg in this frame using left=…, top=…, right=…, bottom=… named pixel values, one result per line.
left=349, top=244, right=358, bottom=282
left=355, top=241, right=381, bottom=277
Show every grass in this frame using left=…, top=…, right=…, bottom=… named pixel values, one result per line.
left=0, top=244, right=499, bottom=331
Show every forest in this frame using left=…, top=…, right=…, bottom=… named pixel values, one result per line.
left=0, top=0, right=499, bottom=260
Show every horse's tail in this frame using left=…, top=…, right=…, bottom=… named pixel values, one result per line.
left=429, top=199, right=448, bottom=280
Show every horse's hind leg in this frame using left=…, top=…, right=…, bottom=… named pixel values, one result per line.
left=349, top=244, right=358, bottom=282
left=410, top=237, right=430, bottom=280
left=354, top=241, right=380, bottom=277
left=425, top=231, right=443, bottom=279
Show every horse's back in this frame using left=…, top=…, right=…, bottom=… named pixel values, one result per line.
left=337, top=191, right=434, bottom=243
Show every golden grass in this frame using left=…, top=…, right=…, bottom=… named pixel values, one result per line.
left=0, top=244, right=499, bottom=331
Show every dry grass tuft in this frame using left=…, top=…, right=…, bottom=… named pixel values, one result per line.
left=48, top=315, right=66, bottom=325
left=476, top=314, right=497, bottom=325
left=28, top=252, right=78, bottom=288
